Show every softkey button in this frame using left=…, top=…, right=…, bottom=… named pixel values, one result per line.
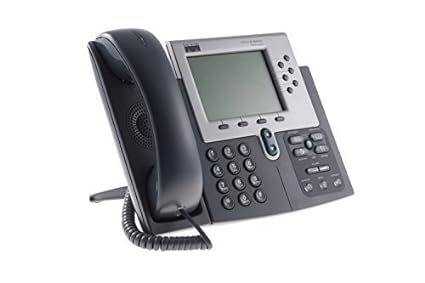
left=238, top=121, right=248, bottom=127
left=254, top=189, right=267, bottom=203
left=218, top=124, right=229, bottom=130
left=222, top=146, right=235, bottom=159
left=289, top=135, right=304, bottom=145
left=222, top=196, right=235, bottom=210
left=206, top=148, right=219, bottom=162
left=310, top=132, right=324, bottom=141
left=233, top=177, right=246, bottom=191
left=314, top=145, right=329, bottom=154
left=211, top=164, right=224, bottom=178
left=293, top=147, right=308, bottom=157
left=238, top=193, right=251, bottom=207
left=216, top=180, right=229, bottom=194
left=249, top=174, right=262, bottom=187
left=238, top=143, right=251, bottom=157
left=243, top=158, right=256, bottom=172
left=257, top=118, right=267, bottom=124
left=228, top=161, right=241, bottom=175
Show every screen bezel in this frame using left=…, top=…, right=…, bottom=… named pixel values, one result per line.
left=187, top=50, right=286, bottom=122
left=167, top=33, right=319, bottom=143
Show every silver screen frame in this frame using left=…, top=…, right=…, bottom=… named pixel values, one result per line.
left=167, top=33, right=319, bottom=143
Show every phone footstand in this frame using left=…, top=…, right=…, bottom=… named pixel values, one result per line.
left=89, top=186, right=128, bottom=203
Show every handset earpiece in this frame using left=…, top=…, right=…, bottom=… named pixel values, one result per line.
left=94, top=38, right=134, bottom=84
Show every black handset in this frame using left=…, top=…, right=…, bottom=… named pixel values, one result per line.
left=89, top=29, right=354, bottom=251
left=92, top=30, right=204, bottom=220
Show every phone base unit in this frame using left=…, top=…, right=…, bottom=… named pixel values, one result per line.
left=88, top=29, right=353, bottom=251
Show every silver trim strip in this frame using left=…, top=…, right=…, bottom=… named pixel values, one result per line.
left=168, top=33, right=319, bottom=144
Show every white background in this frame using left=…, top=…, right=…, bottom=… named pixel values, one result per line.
left=1, top=1, right=424, bottom=282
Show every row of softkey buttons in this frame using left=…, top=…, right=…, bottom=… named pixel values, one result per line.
left=289, top=132, right=329, bottom=157
left=218, top=116, right=285, bottom=130
left=206, top=143, right=267, bottom=210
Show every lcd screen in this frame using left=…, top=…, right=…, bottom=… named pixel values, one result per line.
left=188, top=51, right=283, bottom=121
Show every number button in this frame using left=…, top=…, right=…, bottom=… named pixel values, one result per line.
left=222, top=196, right=235, bottom=210
left=206, top=148, right=218, bottom=162
left=222, top=146, right=235, bottom=159
left=233, top=177, right=246, bottom=191
left=254, top=189, right=267, bottom=203
left=243, top=158, right=256, bottom=172
left=238, top=193, right=251, bottom=207
left=238, top=143, right=251, bottom=156
left=228, top=161, right=241, bottom=175
left=211, top=164, right=224, bottom=178
left=249, top=174, right=262, bottom=187
left=216, top=180, right=229, bottom=194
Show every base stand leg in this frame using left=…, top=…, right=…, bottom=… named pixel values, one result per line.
left=89, top=186, right=128, bottom=203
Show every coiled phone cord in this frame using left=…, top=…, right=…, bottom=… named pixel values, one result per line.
left=122, top=191, right=213, bottom=250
